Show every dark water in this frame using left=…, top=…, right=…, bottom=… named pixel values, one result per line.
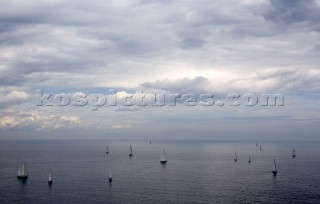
left=0, top=140, right=320, bottom=204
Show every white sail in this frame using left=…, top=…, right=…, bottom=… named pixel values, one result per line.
left=18, top=167, right=21, bottom=178
left=129, top=145, right=133, bottom=155
left=21, top=162, right=28, bottom=176
left=234, top=152, right=237, bottom=161
left=106, top=146, right=109, bottom=152
left=273, top=159, right=277, bottom=172
left=48, top=170, right=52, bottom=182
left=249, top=156, right=251, bottom=162
left=109, top=170, right=112, bottom=178
left=160, top=148, right=167, bottom=162
left=21, top=164, right=24, bottom=176
left=292, top=148, right=295, bottom=156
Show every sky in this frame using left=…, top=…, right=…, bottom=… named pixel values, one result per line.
left=0, top=0, right=320, bottom=140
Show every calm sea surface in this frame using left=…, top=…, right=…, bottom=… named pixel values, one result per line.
left=0, top=140, right=319, bottom=204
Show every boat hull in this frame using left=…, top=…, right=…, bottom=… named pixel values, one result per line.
left=109, top=178, right=112, bottom=182
left=272, top=171, right=277, bottom=176
left=160, top=161, right=167, bottom=164
left=17, top=176, right=28, bottom=181
left=48, top=181, right=52, bottom=185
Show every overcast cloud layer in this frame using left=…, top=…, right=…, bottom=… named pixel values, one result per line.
left=1, top=0, right=320, bottom=140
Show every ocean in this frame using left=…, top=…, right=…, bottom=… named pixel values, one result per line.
left=0, top=140, right=319, bottom=203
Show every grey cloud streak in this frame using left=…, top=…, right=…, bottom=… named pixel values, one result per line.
left=264, top=0, right=320, bottom=24
left=141, top=76, right=210, bottom=94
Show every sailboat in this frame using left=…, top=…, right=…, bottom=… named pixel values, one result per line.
left=149, top=141, right=152, bottom=144
left=272, top=159, right=277, bottom=176
left=106, top=146, right=109, bottom=154
left=108, top=170, right=112, bottom=183
left=256, top=142, right=258, bottom=147
left=292, top=148, right=296, bottom=158
left=17, top=162, right=28, bottom=180
left=129, top=144, right=133, bottom=157
left=248, top=156, right=251, bottom=164
left=234, top=152, right=237, bottom=162
left=160, top=148, right=167, bottom=164
left=48, top=169, right=52, bottom=185
left=260, top=145, right=262, bottom=151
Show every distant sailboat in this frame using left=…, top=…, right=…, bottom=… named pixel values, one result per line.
left=129, top=144, right=133, bottom=157
left=108, top=170, right=112, bottom=183
left=48, top=169, right=52, bottom=185
left=234, top=152, right=237, bottom=162
left=106, top=146, right=109, bottom=154
left=256, top=142, right=258, bottom=147
left=272, top=159, right=277, bottom=176
left=149, top=141, right=152, bottom=144
left=17, top=162, right=28, bottom=180
left=260, top=145, right=262, bottom=151
left=248, top=156, right=251, bottom=164
left=292, top=148, right=296, bottom=158
left=160, top=148, right=167, bottom=164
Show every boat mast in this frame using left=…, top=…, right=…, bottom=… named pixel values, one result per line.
left=162, top=148, right=167, bottom=161
left=129, top=144, right=133, bottom=156
left=272, top=159, right=277, bottom=176
left=49, top=170, right=52, bottom=181
left=160, top=148, right=167, bottom=163
left=21, top=162, right=27, bottom=176
left=109, top=170, right=112, bottom=182
left=292, top=148, right=296, bottom=158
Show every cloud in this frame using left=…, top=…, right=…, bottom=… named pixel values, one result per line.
left=111, top=124, right=133, bottom=129
left=141, top=76, right=211, bottom=94
left=264, top=0, right=320, bottom=24
left=114, top=108, right=142, bottom=112
left=180, top=38, right=206, bottom=49
left=0, top=88, right=30, bottom=107
left=140, top=69, right=320, bottom=94
left=0, top=0, right=320, bottom=139
left=0, top=108, right=81, bottom=131
left=0, top=0, right=319, bottom=90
